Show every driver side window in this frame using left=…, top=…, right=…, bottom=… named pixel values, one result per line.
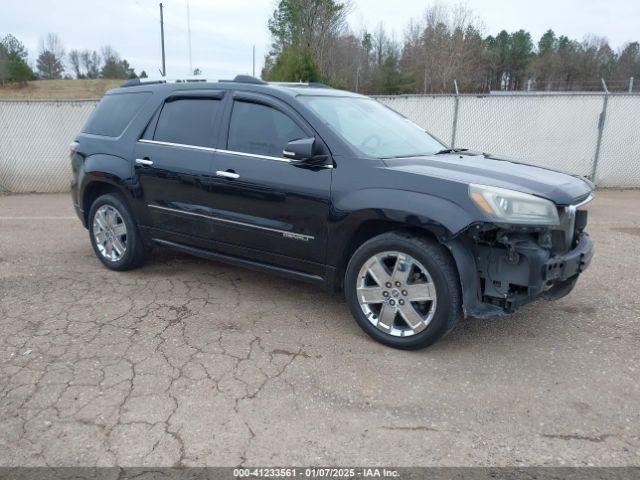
left=227, top=101, right=305, bottom=158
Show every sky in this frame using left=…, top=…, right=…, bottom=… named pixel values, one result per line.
left=1, top=0, right=639, bottom=79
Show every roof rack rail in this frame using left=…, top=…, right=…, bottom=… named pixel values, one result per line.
left=219, top=75, right=266, bottom=85
left=120, top=77, right=214, bottom=87
left=269, top=81, right=332, bottom=89
left=120, top=78, right=141, bottom=87
left=120, top=75, right=289, bottom=88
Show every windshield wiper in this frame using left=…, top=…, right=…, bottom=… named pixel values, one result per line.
left=381, top=152, right=433, bottom=159
left=434, top=148, right=468, bottom=155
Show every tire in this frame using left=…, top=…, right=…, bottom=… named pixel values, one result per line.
left=88, top=193, right=147, bottom=271
left=344, top=231, right=461, bottom=349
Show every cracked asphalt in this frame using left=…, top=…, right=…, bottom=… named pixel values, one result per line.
left=0, top=191, right=639, bottom=467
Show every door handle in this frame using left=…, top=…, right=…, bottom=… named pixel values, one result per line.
left=136, top=158, right=154, bottom=166
left=216, top=170, right=240, bottom=179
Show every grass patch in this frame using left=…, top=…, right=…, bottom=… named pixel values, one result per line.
left=0, top=79, right=123, bottom=100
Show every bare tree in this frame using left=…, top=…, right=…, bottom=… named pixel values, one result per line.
left=68, top=49, right=82, bottom=78
left=372, top=22, right=388, bottom=66
left=40, top=33, right=65, bottom=61
left=80, top=50, right=101, bottom=78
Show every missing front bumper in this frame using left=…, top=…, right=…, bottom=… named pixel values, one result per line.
left=448, top=231, right=594, bottom=318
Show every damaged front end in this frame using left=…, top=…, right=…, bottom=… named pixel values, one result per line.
left=448, top=194, right=594, bottom=319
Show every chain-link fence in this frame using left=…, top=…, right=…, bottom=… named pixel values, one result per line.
left=0, top=93, right=639, bottom=192
left=0, top=100, right=97, bottom=193
left=378, top=92, right=640, bottom=187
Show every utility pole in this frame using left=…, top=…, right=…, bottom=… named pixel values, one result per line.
left=187, top=0, right=192, bottom=74
left=252, top=45, right=256, bottom=77
left=630, top=77, right=634, bottom=93
left=159, top=3, right=166, bottom=77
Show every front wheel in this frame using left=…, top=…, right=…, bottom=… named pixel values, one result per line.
left=344, top=232, right=462, bottom=349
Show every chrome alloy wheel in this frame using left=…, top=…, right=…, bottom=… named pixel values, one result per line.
left=93, top=205, right=127, bottom=262
left=356, top=251, right=437, bottom=337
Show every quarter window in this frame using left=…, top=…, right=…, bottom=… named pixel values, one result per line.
left=83, top=92, right=151, bottom=137
left=227, top=101, right=306, bottom=158
left=154, top=98, right=220, bottom=147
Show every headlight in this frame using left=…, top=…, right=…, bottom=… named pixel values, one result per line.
left=469, top=184, right=559, bottom=225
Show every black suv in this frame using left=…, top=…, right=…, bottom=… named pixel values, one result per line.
left=70, top=75, right=594, bottom=349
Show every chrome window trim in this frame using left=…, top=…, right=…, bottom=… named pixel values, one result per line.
left=138, top=139, right=291, bottom=162
left=216, top=148, right=291, bottom=163
left=139, top=138, right=216, bottom=153
left=147, top=204, right=315, bottom=241
left=137, top=139, right=334, bottom=168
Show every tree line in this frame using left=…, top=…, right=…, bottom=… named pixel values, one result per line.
left=263, top=0, right=640, bottom=94
left=0, top=32, right=147, bottom=86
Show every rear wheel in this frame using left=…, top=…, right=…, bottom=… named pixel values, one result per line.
left=88, top=193, right=146, bottom=271
left=345, top=232, right=461, bottom=349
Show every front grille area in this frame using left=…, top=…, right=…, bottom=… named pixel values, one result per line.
left=552, top=204, right=589, bottom=254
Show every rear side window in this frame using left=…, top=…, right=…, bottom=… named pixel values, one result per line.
left=227, top=101, right=305, bottom=157
left=83, top=92, right=151, bottom=137
left=154, top=98, right=220, bottom=147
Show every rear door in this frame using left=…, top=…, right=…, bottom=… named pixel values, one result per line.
left=134, top=91, right=223, bottom=240
left=207, top=92, right=332, bottom=271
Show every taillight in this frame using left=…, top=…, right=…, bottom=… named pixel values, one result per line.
left=69, top=141, right=79, bottom=157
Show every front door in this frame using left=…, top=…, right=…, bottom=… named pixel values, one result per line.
left=206, top=93, right=332, bottom=273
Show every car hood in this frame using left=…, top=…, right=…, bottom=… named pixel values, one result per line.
left=384, top=152, right=593, bottom=205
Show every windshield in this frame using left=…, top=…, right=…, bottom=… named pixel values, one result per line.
left=299, top=96, right=445, bottom=158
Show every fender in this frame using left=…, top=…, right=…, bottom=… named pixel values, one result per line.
left=328, top=187, right=503, bottom=317
left=445, top=235, right=504, bottom=319
left=78, top=153, right=142, bottom=225
left=327, top=188, right=477, bottom=267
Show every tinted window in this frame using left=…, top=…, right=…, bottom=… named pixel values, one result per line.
left=228, top=101, right=305, bottom=157
left=83, top=92, right=151, bottom=137
left=154, top=98, right=220, bottom=147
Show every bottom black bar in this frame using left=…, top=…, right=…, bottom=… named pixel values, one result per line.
left=0, top=468, right=638, bottom=480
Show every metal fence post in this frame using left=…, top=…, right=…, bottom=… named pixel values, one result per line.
left=451, top=80, right=460, bottom=148
left=591, top=81, right=609, bottom=183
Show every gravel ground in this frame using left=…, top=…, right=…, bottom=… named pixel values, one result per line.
left=0, top=191, right=638, bottom=467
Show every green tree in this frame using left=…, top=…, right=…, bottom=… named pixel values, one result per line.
left=264, top=0, right=349, bottom=80
left=267, top=47, right=322, bottom=82
left=616, top=42, right=640, bottom=83
left=509, top=30, right=534, bottom=89
left=1, top=34, right=28, bottom=60
left=100, top=46, right=134, bottom=79
left=538, top=29, right=557, bottom=55
left=37, top=33, right=65, bottom=79
left=0, top=44, right=8, bottom=85
left=1, top=34, right=35, bottom=85
left=8, top=55, right=34, bottom=85
left=37, top=50, right=65, bottom=79
left=369, top=36, right=415, bottom=94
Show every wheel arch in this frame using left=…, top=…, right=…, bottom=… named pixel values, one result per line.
left=79, top=153, right=139, bottom=226
left=82, top=180, right=131, bottom=226
left=332, top=219, right=449, bottom=292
